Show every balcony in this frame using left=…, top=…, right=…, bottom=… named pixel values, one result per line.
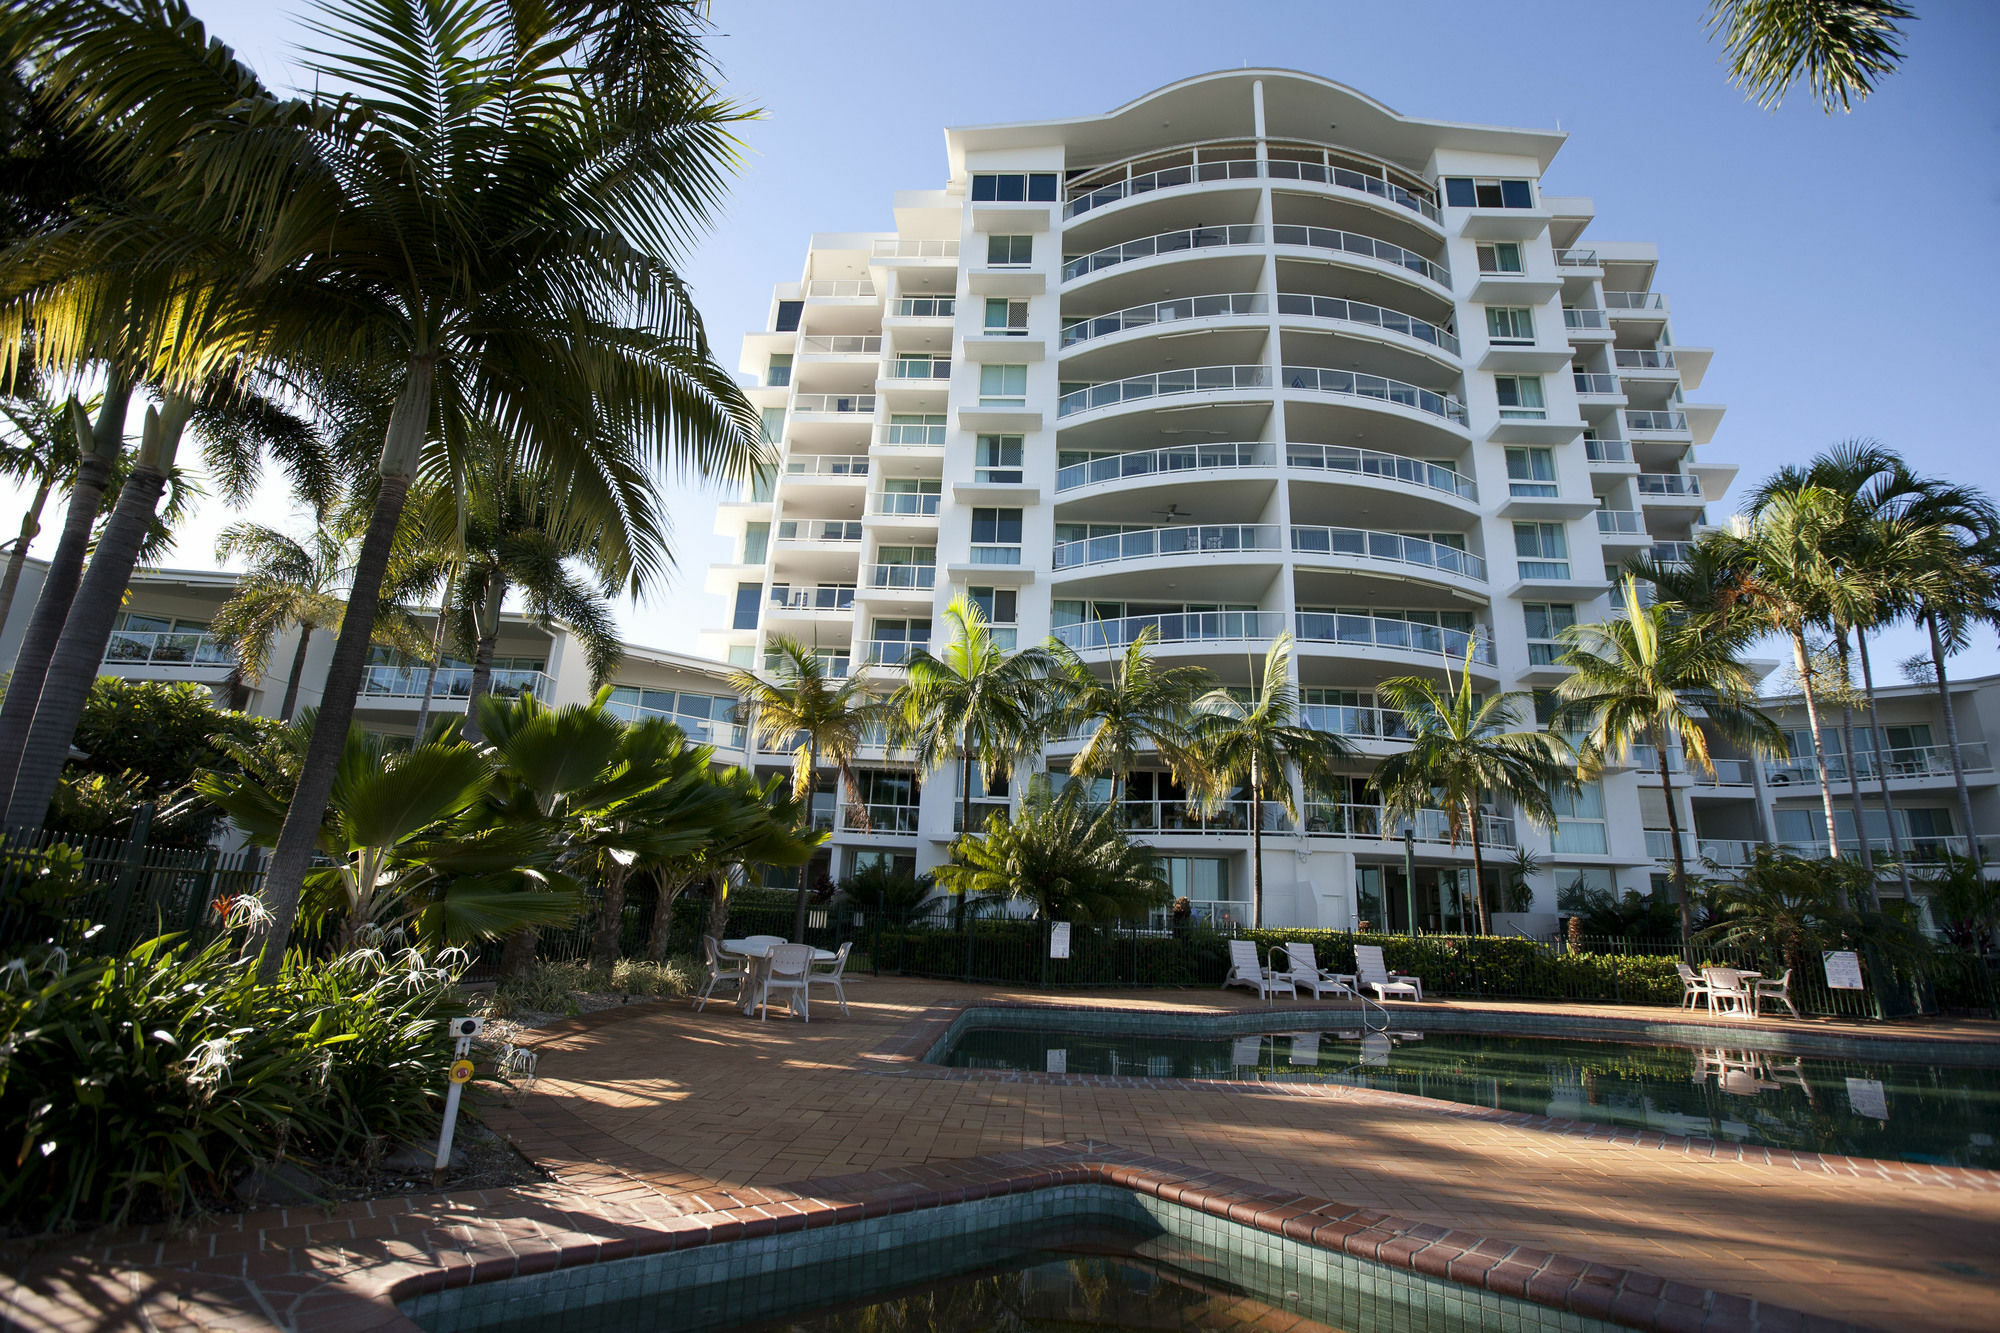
left=1291, top=525, right=1487, bottom=581
left=1584, top=438, right=1631, bottom=464
left=1059, top=292, right=1265, bottom=349
left=1614, top=348, right=1676, bottom=371
left=1294, top=612, right=1493, bottom=664
left=1055, top=441, right=1274, bottom=493
left=1280, top=365, right=1467, bottom=426
left=784, top=454, right=870, bottom=478
left=1624, top=409, right=1689, bottom=434
left=880, top=419, right=946, bottom=448
left=870, top=238, right=958, bottom=260
left=1057, top=364, right=1270, bottom=418
left=1063, top=156, right=1261, bottom=219
left=1763, top=743, right=1993, bottom=786
left=804, top=281, right=876, bottom=299
left=777, top=520, right=863, bottom=543
left=361, top=665, right=550, bottom=702
left=603, top=700, right=746, bottom=751
left=1053, top=610, right=1285, bottom=652
left=1636, top=473, right=1702, bottom=499
left=1061, top=224, right=1262, bottom=283
left=1269, top=223, right=1450, bottom=289
left=1648, top=541, right=1694, bottom=566
left=1273, top=293, right=1460, bottom=357
left=764, top=651, right=850, bottom=678
left=1297, top=803, right=1515, bottom=849
left=886, top=357, right=951, bottom=380
left=103, top=629, right=231, bottom=667
left=1264, top=155, right=1440, bottom=223
left=1572, top=372, right=1621, bottom=397
left=866, top=563, right=936, bottom=591
left=1654, top=832, right=2000, bottom=869
left=768, top=585, right=854, bottom=613
left=1303, top=702, right=1410, bottom=742
left=1286, top=442, right=1476, bottom=502
left=1596, top=508, right=1646, bottom=536
left=869, top=490, right=941, bottom=518
left=1562, top=307, right=1610, bottom=332
left=793, top=393, right=876, bottom=415
left=1554, top=248, right=1599, bottom=268
left=798, top=335, right=880, bottom=355
left=1603, top=290, right=1666, bottom=311
left=841, top=803, right=922, bottom=836
left=890, top=296, right=955, bottom=319
left=860, top=639, right=925, bottom=668
left=1052, top=523, right=1282, bottom=572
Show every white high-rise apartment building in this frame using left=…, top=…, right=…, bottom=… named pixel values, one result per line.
left=702, top=70, right=1734, bottom=931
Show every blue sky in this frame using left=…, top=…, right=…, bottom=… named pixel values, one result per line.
left=71, top=1, right=2000, bottom=679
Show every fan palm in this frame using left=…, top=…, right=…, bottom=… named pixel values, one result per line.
left=1371, top=646, right=1568, bottom=937
left=895, top=593, right=1056, bottom=849
left=1045, top=624, right=1208, bottom=805
left=1704, top=0, right=1914, bottom=112
left=1556, top=578, right=1781, bottom=938
left=640, top=766, right=819, bottom=960
left=1184, top=635, right=1353, bottom=930
left=933, top=776, right=1169, bottom=923
left=733, top=636, right=896, bottom=941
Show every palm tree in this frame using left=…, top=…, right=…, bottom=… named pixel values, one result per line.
left=1905, top=530, right=2000, bottom=870
left=8, top=0, right=764, bottom=966
left=896, top=594, right=1055, bottom=852
left=1183, top=634, right=1353, bottom=930
left=1556, top=578, right=1781, bottom=938
left=1704, top=0, right=1914, bottom=112
left=0, top=375, right=82, bottom=631
left=1371, top=645, right=1568, bottom=937
left=1045, top=623, right=1208, bottom=805
left=933, top=776, right=1169, bottom=923
left=733, top=637, right=896, bottom=942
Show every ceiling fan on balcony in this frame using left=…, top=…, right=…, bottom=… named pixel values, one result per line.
left=1152, top=502, right=1195, bottom=522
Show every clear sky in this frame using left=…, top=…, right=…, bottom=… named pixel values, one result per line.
left=18, top=0, right=2000, bottom=681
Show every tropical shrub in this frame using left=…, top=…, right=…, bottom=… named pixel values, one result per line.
left=0, top=936, right=466, bottom=1233
left=934, top=777, right=1169, bottom=923
left=1920, top=854, right=2000, bottom=953
left=490, top=956, right=699, bottom=1017
left=838, top=862, right=935, bottom=916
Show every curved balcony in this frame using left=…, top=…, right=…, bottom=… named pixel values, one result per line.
left=1053, top=610, right=1285, bottom=652
left=1270, top=223, right=1449, bottom=289
left=1060, top=293, right=1266, bottom=349
left=1290, top=526, right=1487, bottom=582
left=1285, top=442, right=1476, bottom=503
left=1279, top=365, right=1467, bottom=427
left=1052, top=523, right=1282, bottom=572
left=1062, top=224, right=1262, bottom=283
left=1063, top=156, right=1261, bottom=220
left=1273, top=293, right=1458, bottom=358
left=1301, top=803, right=1515, bottom=849
left=1057, top=365, right=1270, bottom=419
left=1055, top=441, right=1274, bottom=493
left=1301, top=702, right=1410, bottom=742
left=1263, top=156, right=1441, bottom=226
left=1294, top=611, right=1494, bottom=665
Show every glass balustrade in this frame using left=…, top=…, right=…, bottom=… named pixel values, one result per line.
left=1263, top=157, right=1440, bottom=222
left=1554, top=248, right=1599, bottom=266
left=1272, top=293, right=1459, bottom=356
left=1061, top=225, right=1263, bottom=282
left=871, top=491, right=941, bottom=517
left=1301, top=703, right=1410, bottom=741
left=891, top=296, right=955, bottom=318
left=1293, top=611, right=1493, bottom=663
left=1603, top=290, right=1666, bottom=310
left=1052, top=524, right=1282, bottom=571
left=1285, top=442, right=1476, bottom=500
left=887, top=358, right=951, bottom=380
left=1056, top=365, right=1270, bottom=417
left=1563, top=308, right=1609, bottom=330
left=1648, top=541, right=1694, bottom=566
left=1572, top=372, right=1620, bottom=396
left=361, top=665, right=550, bottom=701
left=804, top=281, right=876, bottom=298
left=1279, top=365, right=1467, bottom=425
left=1613, top=348, right=1676, bottom=370
left=1062, top=157, right=1261, bottom=218
left=1624, top=409, right=1688, bottom=433
left=797, top=335, right=881, bottom=355
left=867, top=564, right=936, bottom=590
left=1269, top=224, right=1450, bottom=287
left=1635, top=473, right=1701, bottom=497
left=768, top=586, right=854, bottom=612
left=792, top=394, right=876, bottom=414
left=1290, top=526, right=1486, bottom=580
left=1052, top=610, right=1284, bottom=651
left=777, top=520, right=863, bottom=542
left=1596, top=509, right=1646, bottom=535
left=1055, top=442, right=1273, bottom=491
left=784, top=454, right=870, bottom=476
left=1584, top=438, right=1630, bottom=463
left=102, top=630, right=232, bottom=666
left=870, top=238, right=958, bottom=258
left=1059, top=293, right=1265, bottom=347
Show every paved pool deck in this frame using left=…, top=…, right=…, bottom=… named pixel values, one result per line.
left=3, top=980, right=1996, bottom=1332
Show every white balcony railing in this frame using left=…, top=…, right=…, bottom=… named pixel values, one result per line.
left=867, top=563, right=936, bottom=591
left=362, top=665, right=550, bottom=702
left=1285, top=443, right=1478, bottom=501
left=804, top=281, right=875, bottom=298
left=103, top=630, right=231, bottom=667
left=1263, top=155, right=1440, bottom=222
left=798, top=335, right=881, bottom=355
left=891, top=296, right=955, bottom=319
left=1563, top=308, right=1609, bottom=331
left=1063, top=156, right=1261, bottom=218
left=1061, top=224, right=1264, bottom=282
left=1625, top=409, right=1688, bottom=433
left=1052, top=523, right=1282, bottom=571
left=841, top=803, right=921, bottom=835
left=1290, top=526, right=1486, bottom=581
left=1584, top=438, right=1630, bottom=463
left=1636, top=473, right=1702, bottom=498
left=1603, top=291, right=1666, bottom=310
left=1596, top=509, right=1646, bottom=535
left=1762, top=743, right=1993, bottom=785
left=870, top=490, right=941, bottom=518
left=777, top=520, right=863, bottom=543
left=793, top=393, right=876, bottom=414
left=784, top=454, right=870, bottom=477
left=1270, top=223, right=1450, bottom=288
left=1301, top=803, right=1516, bottom=849
left=1614, top=348, right=1676, bottom=371
left=887, top=358, right=951, bottom=380
left=1572, top=372, right=1620, bottom=396
left=1280, top=365, right=1468, bottom=426
left=1294, top=612, right=1493, bottom=664
left=1303, top=703, right=1411, bottom=741
left=1057, top=364, right=1270, bottom=418
left=1648, top=541, right=1694, bottom=566
left=870, top=238, right=958, bottom=259
left=1273, top=293, right=1460, bottom=357
left=1053, top=610, right=1285, bottom=652
left=1060, top=292, right=1266, bottom=348
left=1055, top=441, right=1274, bottom=492
left=860, top=639, right=925, bottom=667
left=1555, top=248, right=1599, bottom=267
left=603, top=700, right=747, bottom=751
left=881, top=420, right=946, bottom=447
left=764, top=652, right=850, bottom=679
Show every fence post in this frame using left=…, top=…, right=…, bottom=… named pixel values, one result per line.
left=104, top=803, right=156, bottom=944
left=1040, top=918, right=1050, bottom=989
left=1612, top=943, right=1622, bottom=1004
left=185, top=846, right=220, bottom=934
left=963, top=908, right=975, bottom=984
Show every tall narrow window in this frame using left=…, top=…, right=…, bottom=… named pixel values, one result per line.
left=979, top=364, right=1028, bottom=406
left=1513, top=523, right=1570, bottom=579
left=1505, top=447, right=1558, bottom=496
left=741, top=522, right=769, bottom=565
left=765, top=353, right=792, bottom=388
left=1495, top=375, right=1546, bottom=419
left=984, top=297, right=1030, bottom=334
left=971, top=507, right=1023, bottom=564
left=1523, top=602, right=1576, bottom=666
left=759, top=407, right=786, bottom=445
left=971, top=586, right=1018, bottom=649
left=731, top=582, right=762, bottom=631
left=774, top=300, right=802, bottom=332
left=975, top=434, right=1024, bottom=482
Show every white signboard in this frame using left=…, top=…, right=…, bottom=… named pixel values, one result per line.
left=1231, top=1035, right=1262, bottom=1068
left=1046, top=1048, right=1066, bottom=1074
left=1289, top=1032, right=1319, bottom=1066
left=1049, top=922, right=1071, bottom=959
left=1846, top=1076, right=1889, bottom=1121
left=1823, top=949, right=1864, bottom=991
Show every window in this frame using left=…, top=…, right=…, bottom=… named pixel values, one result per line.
left=1523, top=602, right=1576, bottom=666
left=774, top=300, right=802, bottom=332
left=1550, top=781, right=1607, bottom=855
left=1443, top=177, right=1534, bottom=209
left=970, top=172, right=1059, bottom=203
left=971, top=586, right=1018, bottom=648
left=731, top=582, right=762, bottom=630
left=765, top=353, right=792, bottom=388
left=986, top=234, right=1034, bottom=266
left=741, top=522, right=769, bottom=565
left=748, top=464, right=776, bottom=504
left=1505, top=447, right=1558, bottom=497
left=971, top=507, right=1023, bottom=564
left=979, top=363, right=1028, bottom=405
left=1513, top=522, right=1569, bottom=579
left=1495, top=375, right=1545, bottom=420
left=975, top=434, right=1024, bottom=483
left=759, top=407, right=786, bottom=446
left=853, top=770, right=921, bottom=833
left=885, top=413, right=946, bottom=446
left=983, top=297, right=1029, bottom=334
left=846, top=849, right=917, bottom=880
left=1476, top=242, right=1523, bottom=274
left=1485, top=307, right=1535, bottom=344
left=726, top=643, right=755, bottom=668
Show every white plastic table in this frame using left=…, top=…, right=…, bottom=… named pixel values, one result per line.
left=721, top=938, right=838, bottom=1017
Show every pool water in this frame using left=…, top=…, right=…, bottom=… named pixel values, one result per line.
left=937, top=1025, right=2000, bottom=1168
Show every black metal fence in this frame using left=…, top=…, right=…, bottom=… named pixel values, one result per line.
left=0, top=817, right=262, bottom=954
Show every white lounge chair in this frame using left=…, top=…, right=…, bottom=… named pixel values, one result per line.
left=1353, top=944, right=1422, bottom=1002
left=1675, top=962, right=1713, bottom=1011
left=1753, top=968, right=1799, bottom=1019
left=1223, top=938, right=1295, bottom=1000
left=805, top=941, right=852, bottom=1017
left=1277, top=942, right=1357, bottom=1001
left=758, top=943, right=817, bottom=1022
left=694, top=936, right=746, bottom=1012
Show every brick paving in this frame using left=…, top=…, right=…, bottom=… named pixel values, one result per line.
left=3, top=979, right=1996, bottom=1332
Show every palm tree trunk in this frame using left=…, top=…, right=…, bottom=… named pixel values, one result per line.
left=278, top=624, right=312, bottom=722
left=1656, top=732, right=1695, bottom=942
left=646, top=867, right=698, bottom=961
left=590, top=861, right=633, bottom=969
left=0, top=474, right=54, bottom=631
left=459, top=571, right=506, bottom=744
left=0, top=374, right=130, bottom=813
left=793, top=739, right=819, bottom=942
left=1833, top=633, right=1878, bottom=904
left=1248, top=753, right=1263, bottom=930
left=1789, top=627, right=1843, bottom=860
left=1854, top=630, right=1913, bottom=900
left=1468, top=800, right=1488, bottom=936
left=1926, top=611, right=1982, bottom=873
left=412, top=566, right=455, bottom=743
left=498, top=925, right=539, bottom=982
left=6, top=393, right=191, bottom=830
left=252, top=357, right=435, bottom=977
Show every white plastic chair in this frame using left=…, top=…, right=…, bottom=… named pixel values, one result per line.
left=694, top=936, right=746, bottom=1012
left=1753, top=968, right=1799, bottom=1019
left=759, top=943, right=817, bottom=1022
left=805, top=942, right=852, bottom=1017
left=1277, top=942, right=1357, bottom=1001
left=1353, top=944, right=1421, bottom=1002
left=1675, top=962, right=1713, bottom=1011
left=1703, top=966, right=1753, bottom=1017
left=1222, top=938, right=1294, bottom=1000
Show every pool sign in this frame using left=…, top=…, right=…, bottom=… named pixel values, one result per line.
left=1046, top=1048, right=1066, bottom=1074
left=1822, top=949, right=1864, bottom=990
left=1049, top=922, right=1071, bottom=959
left=449, top=1058, right=476, bottom=1085
left=1846, top=1076, right=1889, bottom=1121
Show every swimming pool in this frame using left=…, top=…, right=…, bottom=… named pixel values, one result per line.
left=933, top=1013, right=2000, bottom=1168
